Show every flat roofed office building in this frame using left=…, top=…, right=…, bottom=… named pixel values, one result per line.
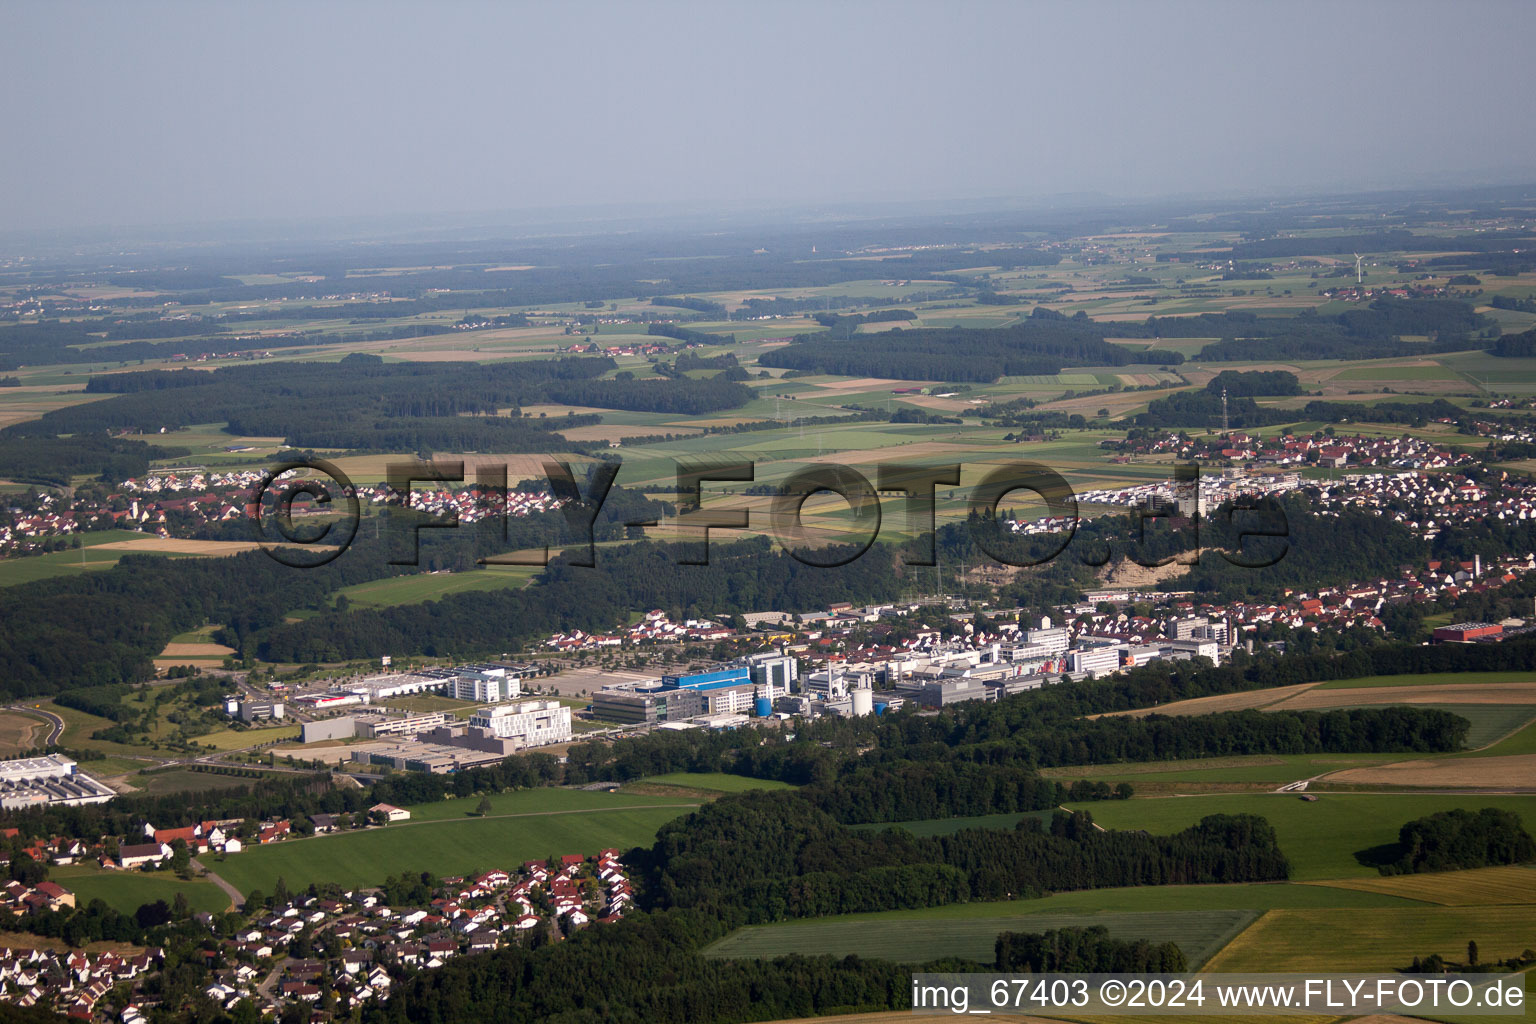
left=467, top=700, right=572, bottom=746
left=591, top=687, right=704, bottom=724
left=454, top=669, right=520, bottom=703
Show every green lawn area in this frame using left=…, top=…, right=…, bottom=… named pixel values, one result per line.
left=704, top=881, right=1413, bottom=967
left=50, top=864, right=231, bottom=915
left=191, top=724, right=300, bottom=751
left=639, top=772, right=797, bottom=793
left=1068, top=794, right=1536, bottom=881
left=76, top=755, right=158, bottom=777
left=330, top=566, right=538, bottom=608
left=199, top=789, right=700, bottom=895
left=384, top=694, right=484, bottom=719
left=129, top=769, right=278, bottom=796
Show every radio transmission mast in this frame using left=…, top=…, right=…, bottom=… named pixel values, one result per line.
left=1221, top=388, right=1229, bottom=432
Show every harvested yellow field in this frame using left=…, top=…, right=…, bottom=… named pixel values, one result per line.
left=1099, top=684, right=1318, bottom=718
left=1203, top=906, right=1536, bottom=972
left=159, top=642, right=236, bottom=658
left=802, top=377, right=930, bottom=392
left=1323, top=752, right=1536, bottom=789
left=92, top=538, right=259, bottom=555
left=1270, top=683, right=1536, bottom=711
left=0, top=390, right=109, bottom=429
left=518, top=403, right=615, bottom=417
left=1305, top=865, right=1536, bottom=907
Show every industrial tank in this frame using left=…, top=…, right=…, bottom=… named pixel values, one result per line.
left=851, top=687, right=874, bottom=717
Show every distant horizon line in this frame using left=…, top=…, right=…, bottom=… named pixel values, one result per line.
left=4, top=177, right=1535, bottom=254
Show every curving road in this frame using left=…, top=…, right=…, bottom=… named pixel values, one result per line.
left=190, top=859, right=245, bottom=911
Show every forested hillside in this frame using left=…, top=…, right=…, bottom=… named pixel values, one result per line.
left=758, top=313, right=1185, bottom=382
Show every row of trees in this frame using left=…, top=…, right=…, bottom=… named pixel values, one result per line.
left=1014, top=707, right=1470, bottom=766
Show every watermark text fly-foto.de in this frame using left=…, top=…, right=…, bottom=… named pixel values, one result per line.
left=247, top=456, right=1289, bottom=571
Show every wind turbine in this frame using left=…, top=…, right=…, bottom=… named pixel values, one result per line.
left=1353, top=254, right=1364, bottom=284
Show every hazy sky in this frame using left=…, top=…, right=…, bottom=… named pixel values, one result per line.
left=3, top=0, right=1533, bottom=234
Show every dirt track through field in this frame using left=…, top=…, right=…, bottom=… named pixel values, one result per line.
left=1269, top=683, right=1536, bottom=710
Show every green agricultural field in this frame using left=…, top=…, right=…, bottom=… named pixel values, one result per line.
left=1304, top=864, right=1536, bottom=907
left=200, top=799, right=696, bottom=896
left=1417, top=704, right=1536, bottom=750
left=1462, top=719, right=1536, bottom=758
left=400, top=787, right=692, bottom=823
left=1039, top=753, right=1405, bottom=786
left=1067, top=794, right=1536, bottom=881
left=851, top=809, right=1057, bottom=837
left=330, top=566, right=538, bottom=608
left=0, top=530, right=160, bottom=587
left=704, top=882, right=1414, bottom=967
left=1312, top=671, right=1536, bottom=690
left=714, top=909, right=1250, bottom=967
left=639, top=772, right=797, bottom=793
left=49, top=865, right=232, bottom=915
left=167, top=624, right=223, bottom=645
left=1331, top=364, right=1467, bottom=382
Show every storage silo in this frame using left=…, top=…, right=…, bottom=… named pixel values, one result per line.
left=851, top=687, right=874, bottom=717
